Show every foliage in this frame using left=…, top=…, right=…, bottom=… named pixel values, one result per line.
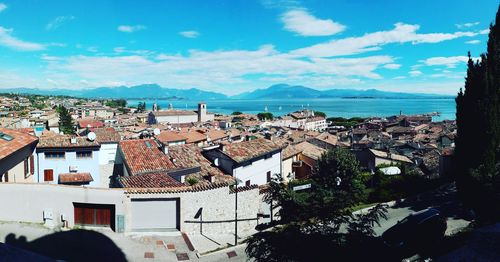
left=105, top=99, right=127, bottom=108
left=136, top=101, right=147, bottom=112
left=186, top=177, right=198, bottom=186
left=257, top=112, right=273, bottom=120
left=327, top=117, right=366, bottom=128
left=246, top=148, right=387, bottom=261
left=313, top=111, right=326, bottom=117
left=56, top=105, right=75, bottom=135
left=231, top=111, right=243, bottom=115
left=454, top=6, right=500, bottom=223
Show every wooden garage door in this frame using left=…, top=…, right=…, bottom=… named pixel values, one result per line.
left=130, top=198, right=179, bottom=231
left=74, top=203, right=115, bottom=230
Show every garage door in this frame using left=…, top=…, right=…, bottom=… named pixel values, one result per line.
left=130, top=198, right=179, bottom=231
left=74, top=203, right=115, bottom=230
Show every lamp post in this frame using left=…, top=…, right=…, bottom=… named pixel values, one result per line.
left=234, top=178, right=242, bottom=246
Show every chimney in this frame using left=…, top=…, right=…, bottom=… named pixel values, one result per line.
left=70, top=137, right=77, bottom=144
left=163, top=145, right=169, bottom=155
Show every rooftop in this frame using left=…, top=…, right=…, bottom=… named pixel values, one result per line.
left=37, top=134, right=99, bottom=149
left=156, top=131, right=187, bottom=143
left=119, top=139, right=176, bottom=176
left=119, top=172, right=183, bottom=188
left=92, top=127, right=121, bottom=143
left=222, top=138, right=283, bottom=163
left=0, top=128, right=38, bottom=160
left=369, top=149, right=413, bottom=163
left=152, top=110, right=197, bottom=117
left=59, top=172, right=94, bottom=184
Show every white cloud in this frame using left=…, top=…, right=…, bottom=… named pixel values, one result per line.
left=479, top=29, right=489, bottom=35
left=421, top=56, right=469, bottom=68
left=409, top=70, right=422, bottom=77
left=281, top=9, right=345, bottom=36
left=383, top=63, right=401, bottom=69
left=179, top=31, right=200, bottom=38
left=291, top=23, right=477, bottom=57
left=465, top=39, right=480, bottom=44
left=0, top=26, right=45, bottom=51
left=0, top=3, right=7, bottom=12
left=455, top=22, right=480, bottom=29
left=117, top=25, right=146, bottom=33
left=46, top=16, right=75, bottom=31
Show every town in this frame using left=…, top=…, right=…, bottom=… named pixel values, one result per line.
left=0, top=93, right=458, bottom=260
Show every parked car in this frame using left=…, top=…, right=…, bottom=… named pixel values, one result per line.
left=382, top=208, right=447, bottom=252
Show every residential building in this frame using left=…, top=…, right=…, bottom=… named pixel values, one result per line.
left=34, top=134, right=101, bottom=186
left=202, top=138, right=283, bottom=186
left=0, top=128, right=38, bottom=183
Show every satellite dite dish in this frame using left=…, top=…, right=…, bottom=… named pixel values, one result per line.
left=153, top=128, right=161, bottom=136
left=87, top=132, right=97, bottom=141
left=214, top=158, right=219, bottom=167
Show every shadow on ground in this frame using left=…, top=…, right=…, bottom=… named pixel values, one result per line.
left=4, top=229, right=127, bottom=262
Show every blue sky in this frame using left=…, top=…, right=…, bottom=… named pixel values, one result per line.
left=0, top=0, right=497, bottom=95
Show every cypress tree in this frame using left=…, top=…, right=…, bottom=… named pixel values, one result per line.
left=57, top=105, right=75, bottom=135
left=455, top=5, right=500, bottom=222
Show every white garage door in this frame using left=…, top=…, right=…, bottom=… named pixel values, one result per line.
left=130, top=198, right=179, bottom=231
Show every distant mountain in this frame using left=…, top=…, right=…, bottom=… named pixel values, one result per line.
left=231, top=84, right=452, bottom=99
left=0, top=84, right=228, bottom=100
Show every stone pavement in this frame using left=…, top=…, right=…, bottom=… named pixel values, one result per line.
left=0, top=221, right=250, bottom=261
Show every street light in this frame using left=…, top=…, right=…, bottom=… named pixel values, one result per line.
left=233, top=178, right=242, bottom=246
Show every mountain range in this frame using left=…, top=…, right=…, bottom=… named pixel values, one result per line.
left=0, top=83, right=452, bottom=100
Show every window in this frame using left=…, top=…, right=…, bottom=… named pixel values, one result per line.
left=245, top=180, right=251, bottom=187
left=29, top=155, right=34, bottom=175
left=24, top=159, right=29, bottom=178
left=76, top=151, right=93, bottom=159
left=44, top=169, right=53, bottom=181
left=266, top=171, right=271, bottom=183
left=45, top=152, right=65, bottom=159
left=3, top=172, right=8, bottom=182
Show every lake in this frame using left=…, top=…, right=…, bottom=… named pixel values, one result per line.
left=127, top=98, right=456, bottom=121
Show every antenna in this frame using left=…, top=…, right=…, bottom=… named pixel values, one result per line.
left=87, top=132, right=96, bottom=141
left=153, top=128, right=161, bottom=136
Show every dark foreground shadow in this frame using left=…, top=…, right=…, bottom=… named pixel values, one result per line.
left=4, top=229, right=127, bottom=262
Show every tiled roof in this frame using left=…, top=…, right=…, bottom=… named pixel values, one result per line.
left=294, top=141, right=326, bottom=160
left=119, top=139, right=176, bottom=176
left=37, top=134, right=100, bottom=149
left=124, top=181, right=231, bottom=194
left=168, top=144, right=228, bottom=179
left=181, top=130, right=207, bottom=144
left=369, top=149, right=413, bottom=163
left=282, top=144, right=302, bottom=159
left=92, top=127, right=121, bottom=143
left=156, top=131, right=187, bottom=143
left=314, top=132, right=338, bottom=146
left=222, top=138, right=283, bottom=163
left=59, top=173, right=93, bottom=184
left=0, top=128, right=38, bottom=160
left=119, top=172, right=183, bottom=188
left=78, top=119, right=104, bottom=129
left=206, top=129, right=228, bottom=141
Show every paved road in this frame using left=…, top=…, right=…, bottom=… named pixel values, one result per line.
left=371, top=183, right=472, bottom=237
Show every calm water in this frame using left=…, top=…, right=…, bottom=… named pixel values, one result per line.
left=127, top=98, right=456, bottom=121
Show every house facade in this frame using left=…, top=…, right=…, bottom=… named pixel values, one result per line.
left=0, top=128, right=38, bottom=183
left=34, top=135, right=101, bottom=187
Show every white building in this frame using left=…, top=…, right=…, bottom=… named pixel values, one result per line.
left=148, top=102, right=214, bottom=125
left=203, top=138, right=283, bottom=186
left=34, top=134, right=102, bottom=187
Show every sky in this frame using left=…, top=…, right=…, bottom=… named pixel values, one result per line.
left=0, top=0, right=498, bottom=95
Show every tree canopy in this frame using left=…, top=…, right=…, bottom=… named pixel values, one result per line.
left=257, top=112, right=273, bottom=120
left=454, top=5, right=500, bottom=222
left=57, top=105, right=75, bottom=135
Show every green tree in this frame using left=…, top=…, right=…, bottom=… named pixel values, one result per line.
left=257, top=112, right=273, bottom=120
left=314, top=111, right=326, bottom=118
left=455, top=5, right=500, bottom=222
left=246, top=148, right=387, bottom=261
left=231, top=111, right=243, bottom=115
left=57, top=105, right=75, bottom=135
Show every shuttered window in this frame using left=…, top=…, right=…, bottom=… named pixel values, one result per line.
left=29, top=155, right=34, bottom=175
left=24, top=159, right=29, bottom=178
left=44, top=169, right=53, bottom=181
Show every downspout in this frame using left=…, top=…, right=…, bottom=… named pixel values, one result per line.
left=36, top=151, right=40, bottom=183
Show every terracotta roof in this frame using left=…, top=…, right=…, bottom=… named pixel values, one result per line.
left=181, top=130, right=207, bottom=144
left=119, top=172, right=183, bottom=188
left=92, top=127, right=121, bottom=143
left=124, top=181, right=231, bottom=194
left=168, top=144, right=230, bottom=181
left=294, top=141, right=326, bottom=160
left=282, top=144, right=302, bottom=159
left=119, top=139, right=176, bottom=176
left=78, top=119, right=104, bottom=129
left=222, top=138, right=283, bottom=163
left=37, top=134, right=100, bottom=149
left=206, top=129, right=229, bottom=141
left=0, top=128, right=38, bottom=160
left=59, top=172, right=93, bottom=184
left=314, top=132, right=338, bottom=146
left=368, top=149, right=413, bottom=163
left=156, top=131, right=187, bottom=143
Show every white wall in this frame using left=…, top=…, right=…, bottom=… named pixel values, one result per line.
left=233, top=152, right=282, bottom=186
left=282, top=155, right=297, bottom=182
left=35, top=149, right=101, bottom=187
left=99, top=143, right=118, bottom=165
left=156, top=114, right=198, bottom=124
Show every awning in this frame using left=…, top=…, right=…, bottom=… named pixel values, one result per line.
left=59, top=172, right=94, bottom=184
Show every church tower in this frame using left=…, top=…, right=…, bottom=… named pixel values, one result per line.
left=198, top=103, right=207, bottom=122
